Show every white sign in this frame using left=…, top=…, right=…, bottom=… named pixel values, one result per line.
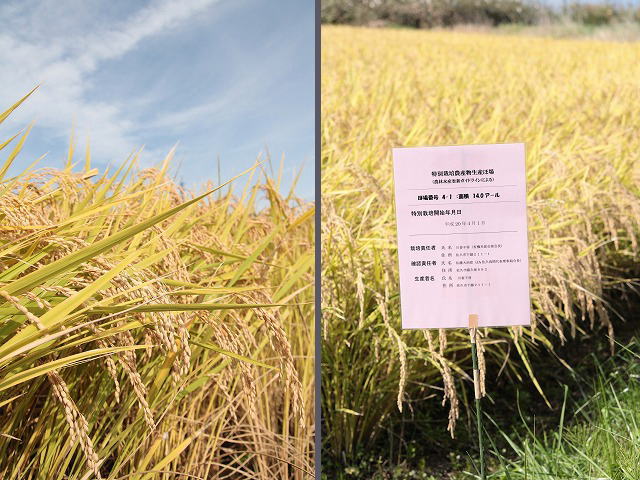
left=393, top=143, right=531, bottom=329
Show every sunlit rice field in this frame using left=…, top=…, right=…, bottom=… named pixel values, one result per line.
left=0, top=91, right=314, bottom=479
left=321, top=25, right=640, bottom=458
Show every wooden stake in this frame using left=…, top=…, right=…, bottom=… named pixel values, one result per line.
left=469, top=313, right=486, bottom=480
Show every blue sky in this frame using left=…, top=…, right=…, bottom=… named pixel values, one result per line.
left=541, top=0, right=639, bottom=5
left=547, top=0, right=640, bottom=4
left=0, top=0, right=315, bottom=199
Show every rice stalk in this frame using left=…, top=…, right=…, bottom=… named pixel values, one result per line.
left=0, top=91, right=314, bottom=479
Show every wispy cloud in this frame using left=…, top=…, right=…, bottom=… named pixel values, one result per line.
left=0, top=0, right=219, bottom=161
left=0, top=0, right=314, bottom=197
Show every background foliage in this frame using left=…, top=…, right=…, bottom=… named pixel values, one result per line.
left=321, top=0, right=640, bottom=28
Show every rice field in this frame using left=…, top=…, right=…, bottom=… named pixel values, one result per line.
left=321, top=25, right=640, bottom=461
left=0, top=91, right=314, bottom=479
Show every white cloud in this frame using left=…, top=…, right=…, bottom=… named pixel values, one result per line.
left=145, top=18, right=303, bottom=135
left=77, top=0, right=218, bottom=68
left=0, top=0, right=219, bottom=164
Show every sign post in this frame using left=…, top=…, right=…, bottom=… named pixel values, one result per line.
left=469, top=313, right=484, bottom=478
left=392, top=143, right=531, bottom=479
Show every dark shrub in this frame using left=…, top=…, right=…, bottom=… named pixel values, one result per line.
left=567, top=3, right=619, bottom=26
left=323, top=0, right=545, bottom=27
left=321, top=0, right=379, bottom=24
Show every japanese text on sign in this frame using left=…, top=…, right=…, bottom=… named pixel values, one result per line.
left=392, top=143, right=531, bottom=329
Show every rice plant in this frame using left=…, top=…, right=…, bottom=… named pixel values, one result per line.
left=0, top=89, right=314, bottom=479
left=321, top=25, right=640, bottom=460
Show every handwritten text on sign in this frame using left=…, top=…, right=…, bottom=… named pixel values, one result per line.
left=393, top=144, right=531, bottom=329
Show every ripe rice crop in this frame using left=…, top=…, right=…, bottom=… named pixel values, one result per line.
left=0, top=91, right=314, bottom=479
left=321, top=25, right=640, bottom=457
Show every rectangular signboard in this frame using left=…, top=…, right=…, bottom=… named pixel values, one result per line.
left=393, top=143, right=531, bottom=329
